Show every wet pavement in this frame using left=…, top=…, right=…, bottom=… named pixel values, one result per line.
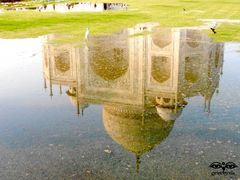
left=0, top=26, right=239, bottom=179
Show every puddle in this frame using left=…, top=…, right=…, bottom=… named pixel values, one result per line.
left=0, top=26, right=239, bottom=179
left=201, top=19, right=240, bottom=24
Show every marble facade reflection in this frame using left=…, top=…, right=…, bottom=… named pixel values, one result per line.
left=42, top=25, right=224, bottom=172
left=43, top=25, right=223, bottom=115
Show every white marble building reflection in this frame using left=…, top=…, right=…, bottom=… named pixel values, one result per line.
left=43, top=25, right=224, bottom=172
left=43, top=25, right=224, bottom=118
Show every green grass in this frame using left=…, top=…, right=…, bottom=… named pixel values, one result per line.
left=0, top=0, right=240, bottom=42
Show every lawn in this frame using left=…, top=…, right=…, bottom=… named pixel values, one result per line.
left=0, top=0, right=240, bottom=42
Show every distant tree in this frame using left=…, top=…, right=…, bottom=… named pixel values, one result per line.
left=0, top=0, right=22, bottom=2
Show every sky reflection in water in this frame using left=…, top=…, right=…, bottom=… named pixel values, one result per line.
left=0, top=26, right=239, bottom=179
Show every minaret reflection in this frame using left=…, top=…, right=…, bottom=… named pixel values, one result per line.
left=42, top=24, right=224, bottom=172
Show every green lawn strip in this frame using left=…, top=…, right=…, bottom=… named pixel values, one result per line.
left=0, top=0, right=239, bottom=43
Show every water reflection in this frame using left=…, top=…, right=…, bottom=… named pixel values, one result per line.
left=42, top=26, right=224, bottom=172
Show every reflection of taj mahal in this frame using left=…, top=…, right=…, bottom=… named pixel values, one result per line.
left=43, top=24, right=224, bottom=172
left=43, top=25, right=224, bottom=114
